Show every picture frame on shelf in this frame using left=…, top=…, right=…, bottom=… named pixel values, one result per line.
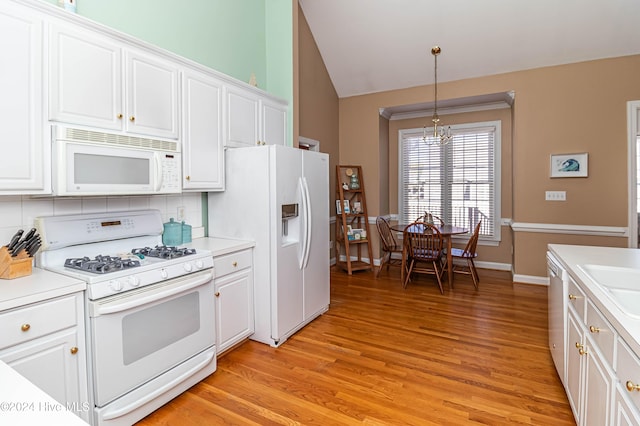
left=352, top=201, right=362, bottom=214
left=550, top=153, right=588, bottom=178
left=336, top=200, right=351, bottom=215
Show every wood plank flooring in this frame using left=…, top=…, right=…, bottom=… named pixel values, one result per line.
left=136, top=266, right=575, bottom=425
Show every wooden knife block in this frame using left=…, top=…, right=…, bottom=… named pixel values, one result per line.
left=0, top=246, right=32, bottom=279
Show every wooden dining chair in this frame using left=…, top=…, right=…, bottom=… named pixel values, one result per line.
left=447, top=221, right=482, bottom=289
left=375, top=216, right=403, bottom=278
left=403, top=222, right=445, bottom=293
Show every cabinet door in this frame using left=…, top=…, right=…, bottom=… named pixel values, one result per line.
left=182, top=69, right=224, bottom=191
left=566, top=310, right=583, bottom=423
left=225, top=84, right=259, bottom=147
left=125, top=50, right=179, bottom=139
left=614, top=386, right=640, bottom=426
left=1, top=329, right=89, bottom=422
left=0, top=4, right=48, bottom=193
left=261, top=97, right=287, bottom=146
left=583, top=338, right=613, bottom=425
left=215, top=268, right=254, bottom=354
left=49, top=23, right=123, bottom=131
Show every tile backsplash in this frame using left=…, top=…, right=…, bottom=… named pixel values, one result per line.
left=0, top=193, right=204, bottom=244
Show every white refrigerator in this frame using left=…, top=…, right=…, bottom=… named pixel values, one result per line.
left=208, top=145, right=330, bottom=347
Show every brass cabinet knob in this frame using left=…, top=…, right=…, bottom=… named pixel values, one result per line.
left=569, top=294, right=577, bottom=300
left=627, top=381, right=640, bottom=392
left=589, top=325, right=600, bottom=333
left=186, top=176, right=191, bottom=181
left=214, top=292, right=220, bottom=297
left=70, top=347, right=78, bottom=355
left=575, top=342, right=586, bottom=355
left=117, top=113, right=123, bottom=119
left=232, top=261, right=238, bottom=267
left=129, top=116, right=135, bottom=122
left=21, top=324, right=30, bottom=332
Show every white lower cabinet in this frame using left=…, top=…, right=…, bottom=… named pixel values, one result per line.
left=213, top=248, right=254, bottom=355
left=565, top=275, right=616, bottom=426
left=0, top=292, right=88, bottom=422
left=614, top=386, right=640, bottom=426
left=615, top=336, right=640, bottom=424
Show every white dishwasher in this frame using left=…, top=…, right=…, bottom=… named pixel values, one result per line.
left=547, top=251, right=568, bottom=386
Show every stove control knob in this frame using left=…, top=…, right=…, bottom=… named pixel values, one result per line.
left=195, top=260, right=204, bottom=269
left=109, top=280, right=123, bottom=292
left=128, top=276, right=140, bottom=287
left=183, top=263, right=193, bottom=272
left=160, top=269, right=169, bottom=279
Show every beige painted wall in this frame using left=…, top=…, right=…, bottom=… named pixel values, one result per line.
left=296, top=5, right=340, bottom=259
left=338, top=55, right=640, bottom=277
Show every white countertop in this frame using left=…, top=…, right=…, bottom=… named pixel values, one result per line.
left=549, top=244, right=640, bottom=356
left=0, top=360, right=89, bottom=425
left=0, top=267, right=85, bottom=312
left=188, top=237, right=255, bottom=257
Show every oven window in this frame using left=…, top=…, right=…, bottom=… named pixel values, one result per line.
left=122, top=292, right=201, bottom=365
left=75, top=153, right=150, bottom=184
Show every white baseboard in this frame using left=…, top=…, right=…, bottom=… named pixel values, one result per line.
left=513, top=274, right=549, bottom=286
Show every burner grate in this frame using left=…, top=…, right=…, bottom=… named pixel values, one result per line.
left=131, top=245, right=196, bottom=259
left=64, top=255, right=141, bottom=274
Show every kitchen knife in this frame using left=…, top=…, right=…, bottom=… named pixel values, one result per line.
left=26, top=240, right=41, bottom=257
left=25, top=237, right=41, bottom=256
left=6, top=229, right=24, bottom=251
left=10, top=240, right=27, bottom=257
left=21, top=228, right=37, bottom=243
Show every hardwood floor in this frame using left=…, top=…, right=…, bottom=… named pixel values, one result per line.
left=136, top=266, right=575, bottom=425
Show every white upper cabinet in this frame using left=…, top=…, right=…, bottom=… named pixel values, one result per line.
left=182, top=68, right=224, bottom=191
left=0, top=2, right=49, bottom=194
left=261, top=96, right=287, bottom=146
left=225, top=83, right=287, bottom=148
left=125, top=49, right=179, bottom=139
left=225, top=84, right=260, bottom=148
left=49, top=23, right=179, bottom=140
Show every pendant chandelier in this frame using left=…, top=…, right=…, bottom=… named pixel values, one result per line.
left=423, top=46, right=452, bottom=145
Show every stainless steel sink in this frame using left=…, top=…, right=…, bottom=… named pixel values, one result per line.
left=578, top=264, right=640, bottom=318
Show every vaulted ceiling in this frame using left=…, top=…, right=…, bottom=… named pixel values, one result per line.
left=299, top=0, right=640, bottom=98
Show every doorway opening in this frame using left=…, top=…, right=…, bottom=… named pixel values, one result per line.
left=628, top=101, right=640, bottom=248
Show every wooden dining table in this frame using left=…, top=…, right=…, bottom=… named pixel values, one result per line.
left=391, top=223, right=468, bottom=287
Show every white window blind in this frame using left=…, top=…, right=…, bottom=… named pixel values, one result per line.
left=399, top=121, right=501, bottom=241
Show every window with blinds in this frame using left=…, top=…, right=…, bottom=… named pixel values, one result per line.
left=398, top=121, right=501, bottom=241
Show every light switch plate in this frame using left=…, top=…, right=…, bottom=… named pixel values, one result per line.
left=545, top=191, right=566, bottom=201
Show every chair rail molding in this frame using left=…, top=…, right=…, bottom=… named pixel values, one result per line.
left=510, top=222, right=628, bottom=237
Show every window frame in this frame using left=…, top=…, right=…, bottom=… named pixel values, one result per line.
left=398, top=120, right=502, bottom=243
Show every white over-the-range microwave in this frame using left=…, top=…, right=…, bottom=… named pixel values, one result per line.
left=51, top=126, right=182, bottom=196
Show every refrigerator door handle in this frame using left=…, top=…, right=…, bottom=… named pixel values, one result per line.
left=300, top=177, right=312, bottom=270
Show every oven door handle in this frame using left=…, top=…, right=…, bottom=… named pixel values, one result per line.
left=101, top=349, right=215, bottom=421
left=92, top=271, right=213, bottom=316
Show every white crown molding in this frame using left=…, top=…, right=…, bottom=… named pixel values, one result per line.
left=379, top=91, right=515, bottom=121
left=387, top=101, right=512, bottom=121
left=510, top=222, right=628, bottom=237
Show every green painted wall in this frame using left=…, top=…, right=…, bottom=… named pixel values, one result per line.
left=265, top=0, right=293, bottom=146
left=43, top=0, right=292, bottom=107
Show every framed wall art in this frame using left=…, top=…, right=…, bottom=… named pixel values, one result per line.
left=550, top=153, right=588, bottom=178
